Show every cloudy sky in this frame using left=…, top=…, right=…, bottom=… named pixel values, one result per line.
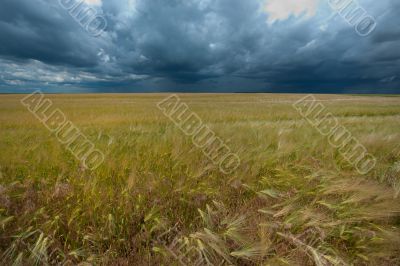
left=0, top=0, right=399, bottom=93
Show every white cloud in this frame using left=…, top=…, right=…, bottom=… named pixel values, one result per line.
left=83, top=0, right=102, bottom=6
left=264, top=0, right=320, bottom=23
left=0, top=58, right=149, bottom=87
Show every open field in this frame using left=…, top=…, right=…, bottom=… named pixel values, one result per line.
left=0, top=93, right=399, bottom=265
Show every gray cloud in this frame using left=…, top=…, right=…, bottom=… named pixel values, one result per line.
left=0, top=0, right=399, bottom=93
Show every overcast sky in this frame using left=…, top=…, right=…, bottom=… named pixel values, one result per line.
left=0, top=0, right=399, bottom=93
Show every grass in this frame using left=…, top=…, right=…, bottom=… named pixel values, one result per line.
left=0, top=93, right=399, bottom=265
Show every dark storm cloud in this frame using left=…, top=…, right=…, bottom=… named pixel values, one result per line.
left=0, top=0, right=103, bottom=67
left=0, top=0, right=399, bottom=93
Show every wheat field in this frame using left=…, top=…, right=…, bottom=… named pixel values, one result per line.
left=0, top=93, right=399, bottom=265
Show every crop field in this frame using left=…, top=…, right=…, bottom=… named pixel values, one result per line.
left=0, top=93, right=399, bottom=265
